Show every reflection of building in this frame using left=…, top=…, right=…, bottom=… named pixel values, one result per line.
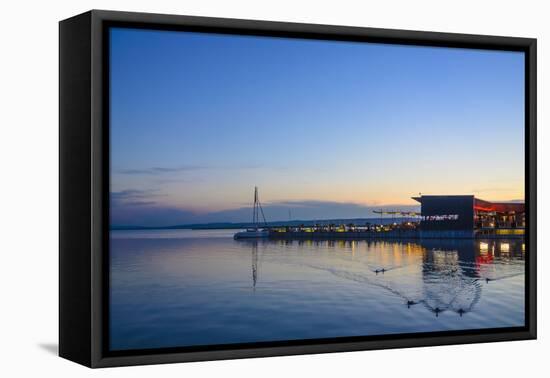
left=413, top=195, right=525, bottom=238
left=420, top=239, right=480, bottom=316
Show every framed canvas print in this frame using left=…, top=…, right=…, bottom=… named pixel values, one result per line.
left=59, top=10, right=537, bottom=368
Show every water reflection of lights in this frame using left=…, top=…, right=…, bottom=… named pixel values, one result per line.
left=479, top=242, right=489, bottom=253
left=430, top=249, right=459, bottom=271
left=245, top=239, right=525, bottom=317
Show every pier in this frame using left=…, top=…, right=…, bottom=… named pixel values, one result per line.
left=267, top=226, right=524, bottom=240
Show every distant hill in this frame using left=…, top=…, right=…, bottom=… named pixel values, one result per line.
left=111, top=217, right=418, bottom=231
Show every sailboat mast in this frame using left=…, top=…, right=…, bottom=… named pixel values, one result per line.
left=253, top=186, right=258, bottom=227
left=234, top=187, right=269, bottom=239
left=250, top=186, right=267, bottom=229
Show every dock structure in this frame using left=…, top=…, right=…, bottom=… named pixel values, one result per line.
left=267, top=227, right=524, bottom=240
left=269, top=229, right=422, bottom=240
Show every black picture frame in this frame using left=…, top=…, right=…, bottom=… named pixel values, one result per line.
left=59, top=9, right=537, bottom=368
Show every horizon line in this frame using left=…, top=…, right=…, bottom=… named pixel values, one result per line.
left=110, top=215, right=420, bottom=230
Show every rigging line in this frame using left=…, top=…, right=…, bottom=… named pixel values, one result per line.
left=257, top=194, right=268, bottom=226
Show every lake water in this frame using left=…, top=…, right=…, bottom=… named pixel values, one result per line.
left=110, top=229, right=525, bottom=351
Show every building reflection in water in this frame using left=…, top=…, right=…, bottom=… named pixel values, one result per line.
left=239, top=237, right=524, bottom=317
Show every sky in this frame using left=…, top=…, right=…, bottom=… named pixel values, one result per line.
left=109, top=27, right=525, bottom=227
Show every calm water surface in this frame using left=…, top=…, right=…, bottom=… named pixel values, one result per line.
left=110, top=229, right=525, bottom=351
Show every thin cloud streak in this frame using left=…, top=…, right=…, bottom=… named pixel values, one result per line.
left=117, top=165, right=207, bottom=175
left=116, top=163, right=288, bottom=176
left=110, top=189, right=160, bottom=201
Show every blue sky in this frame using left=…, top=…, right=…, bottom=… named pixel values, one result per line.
left=110, top=27, right=525, bottom=226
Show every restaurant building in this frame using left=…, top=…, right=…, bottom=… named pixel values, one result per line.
left=412, top=195, right=525, bottom=238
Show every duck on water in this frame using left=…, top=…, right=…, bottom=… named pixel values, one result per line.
left=234, top=186, right=270, bottom=239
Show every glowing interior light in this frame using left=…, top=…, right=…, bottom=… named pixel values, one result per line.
left=479, top=242, right=489, bottom=253
left=500, top=243, right=510, bottom=252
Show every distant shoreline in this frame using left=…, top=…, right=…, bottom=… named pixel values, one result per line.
left=111, top=225, right=247, bottom=231
left=110, top=217, right=418, bottom=231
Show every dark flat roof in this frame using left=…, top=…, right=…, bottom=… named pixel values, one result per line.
left=412, top=195, right=474, bottom=203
